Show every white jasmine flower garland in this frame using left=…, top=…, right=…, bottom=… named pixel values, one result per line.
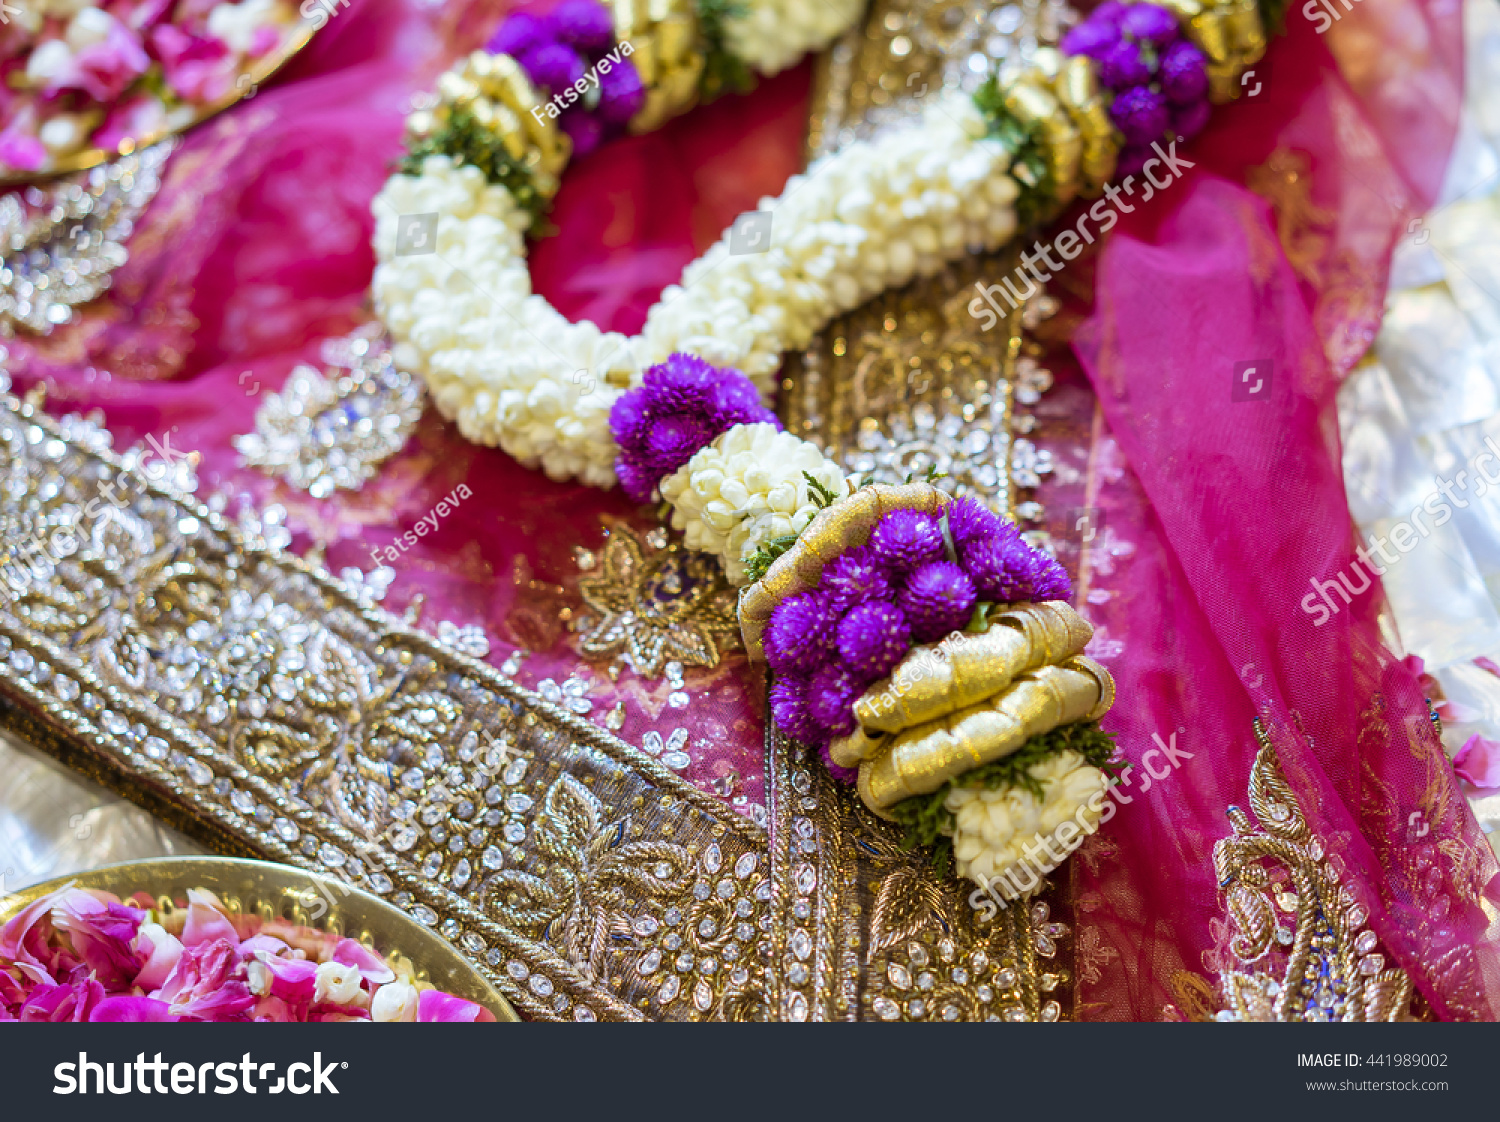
left=370, top=90, right=1019, bottom=490
left=659, top=422, right=850, bottom=583
left=946, top=750, right=1110, bottom=892
left=721, top=0, right=868, bottom=77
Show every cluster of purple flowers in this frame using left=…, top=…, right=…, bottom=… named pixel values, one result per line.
left=608, top=353, right=780, bottom=504
left=1061, top=1, right=1210, bottom=177
left=765, top=498, right=1072, bottom=782
left=488, top=0, right=645, bottom=157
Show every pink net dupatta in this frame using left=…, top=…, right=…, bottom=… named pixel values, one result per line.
left=1072, top=0, right=1500, bottom=1018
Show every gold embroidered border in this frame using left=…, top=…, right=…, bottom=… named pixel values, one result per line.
left=0, top=389, right=767, bottom=1022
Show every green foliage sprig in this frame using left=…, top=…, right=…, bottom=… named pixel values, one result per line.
left=400, top=107, right=552, bottom=234
left=697, top=0, right=756, bottom=102
left=971, top=76, right=1058, bottom=230
left=887, top=720, right=1119, bottom=870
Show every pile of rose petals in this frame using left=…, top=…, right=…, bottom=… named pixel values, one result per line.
left=0, top=0, right=304, bottom=175
left=0, top=883, right=496, bottom=1022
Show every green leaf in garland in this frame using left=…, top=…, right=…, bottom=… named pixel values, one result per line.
left=886, top=720, right=1119, bottom=863
left=400, top=106, right=553, bottom=235
left=696, top=0, right=757, bottom=102
left=971, top=73, right=1060, bottom=230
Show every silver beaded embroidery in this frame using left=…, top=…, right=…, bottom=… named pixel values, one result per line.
left=0, top=141, right=174, bottom=336
left=234, top=327, right=425, bottom=497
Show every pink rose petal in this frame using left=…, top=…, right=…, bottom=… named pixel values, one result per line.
left=0, top=885, right=70, bottom=986
left=20, top=976, right=103, bottom=1022
left=1453, top=733, right=1500, bottom=789
left=181, top=888, right=238, bottom=947
left=90, top=995, right=178, bottom=1022
left=332, top=937, right=395, bottom=985
left=1475, top=656, right=1500, bottom=679
left=418, top=988, right=495, bottom=1023
left=0, top=131, right=46, bottom=173
left=251, top=995, right=295, bottom=1022
left=51, top=890, right=145, bottom=989
left=238, top=933, right=289, bottom=958
left=1437, top=698, right=1482, bottom=724
left=248, top=950, right=317, bottom=1003
left=133, top=923, right=184, bottom=990
left=155, top=937, right=254, bottom=1021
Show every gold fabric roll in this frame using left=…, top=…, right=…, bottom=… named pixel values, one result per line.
left=610, top=0, right=706, bottom=135
left=857, top=656, right=1115, bottom=815
left=408, top=51, right=573, bottom=201
left=854, top=601, right=1094, bottom=733
left=828, top=726, right=886, bottom=769
left=738, top=483, right=950, bottom=662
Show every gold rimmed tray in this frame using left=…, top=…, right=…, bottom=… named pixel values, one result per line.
left=0, top=855, right=519, bottom=1021
left=0, top=23, right=317, bottom=189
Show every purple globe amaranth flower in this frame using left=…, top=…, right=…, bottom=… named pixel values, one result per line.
left=519, top=42, right=586, bottom=93
left=963, top=534, right=1072, bottom=603
left=487, top=11, right=546, bottom=57
left=763, top=592, right=837, bottom=677
left=898, top=562, right=977, bottom=643
left=820, top=545, right=897, bottom=615
left=837, top=601, right=911, bottom=680
left=1097, top=40, right=1151, bottom=90
left=1159, top=39, right=1209, bottom=104
left=546, top=0, right=615, bottom=51
left=560, top=108, right=604, bottom=157
left=868, top=510, right=945, bottom=572
left=609, top=354, right=777, bottom=502
left=1171, top=99, right=1211, bottom=140
left=1109, top=84, right=1169, bottom=147
left=806, top=663, right=861, bottom=737
left=644, top=412, right=714, bottom=468
left=769, top=674, right=822, bottom=744
left=1120, top=2, right=1181, bottom=45
left=945, top=496, right=1013, bottom=554
left=1090, top=1, right=1131, bottom=26
left=597, top=58, right=646, bottom=124
left=1031, top=554, right=1073, bottom=601
left=819, top=742, right=860, bottom=786
left=1060, top=17, right=1120, bottom=59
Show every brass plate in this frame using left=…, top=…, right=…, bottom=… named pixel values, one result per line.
left=0, top=855, right=519, bottom=1022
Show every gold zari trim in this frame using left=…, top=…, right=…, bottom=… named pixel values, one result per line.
left=0, top=389, right=767, bottom=1022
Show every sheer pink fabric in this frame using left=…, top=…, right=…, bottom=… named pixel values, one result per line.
left=1071, top=0, right=1500, bottom=1019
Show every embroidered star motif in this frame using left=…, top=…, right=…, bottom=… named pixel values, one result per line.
left=576, top=527, right=738, bottom=679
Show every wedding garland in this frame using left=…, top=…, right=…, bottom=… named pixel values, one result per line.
left=368, top=0, right=1267, bottom=888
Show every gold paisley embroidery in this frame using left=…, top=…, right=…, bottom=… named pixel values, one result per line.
left=1211, top=719, right=1418, bottom=1022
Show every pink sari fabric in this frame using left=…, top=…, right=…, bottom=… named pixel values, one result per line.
left=1072, top=0, right=1500, bottom=1018
left=3, top=0, right=1492, bottom=1019
left=4, top=0, right=812, bottom=817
